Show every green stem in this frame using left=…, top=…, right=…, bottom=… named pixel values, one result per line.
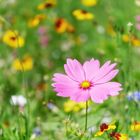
left=85, top=101, right=88, bottom=131
left=1, top=17, right=30, bottom=139
left=105, top=132, right=112, bottom=140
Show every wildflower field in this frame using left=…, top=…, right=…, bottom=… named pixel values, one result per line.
left=0, top=0, right=140, bottom=139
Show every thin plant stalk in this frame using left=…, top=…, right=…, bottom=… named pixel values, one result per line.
left=0, top=16, right=30, bottom=139
left=85, top=101, right=88, bottom=131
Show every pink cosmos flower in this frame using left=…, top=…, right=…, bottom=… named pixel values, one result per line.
left=52, top=58, right=122, bottom=103
left=136, top=23, right=140, bottom=30
left=39, top=36, right=49, bottom=47
left=135, top=15, right=140, bottom=22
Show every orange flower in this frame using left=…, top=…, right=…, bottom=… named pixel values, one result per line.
left=131, top=121, right=140, bottom=131
left=73, top=9, right=94, bottom=20
left=122, top=34, right=140, bottom=47
left=36, top=82, right=47, bottom=91
left=55, top=18, right=75, bottom=33
left=110, top=132, right=128, bottom=140
left=66, top=22, right=75, bottom=33
left=55, top=18, right=67, bottom=33
left=95, top=123, right=116, bottom=136
left=131, top=37, right=140, bottom=47
left=28, top=14, right=46, bottom=28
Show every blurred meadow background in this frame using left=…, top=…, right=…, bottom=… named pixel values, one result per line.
left=0, top=0, right=140, bottom=139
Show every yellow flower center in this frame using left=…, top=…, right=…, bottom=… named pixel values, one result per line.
left=80, top=80, right=91, bottom=89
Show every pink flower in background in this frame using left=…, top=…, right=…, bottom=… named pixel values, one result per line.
left=39, top=36, right=49, bottom=47
left=38, top=26, right=49, bottom=47
left=135, top=15, right=140, bottom=22
left=38, top=26, right=47, bottom=35
left=52, top=58, right=122, bottom=103
left=135, top=15, right=140, bottom=30
left=136, top=24, right=140, bottom=30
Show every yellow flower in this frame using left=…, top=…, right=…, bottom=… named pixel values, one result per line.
left=28, top=14, right=46, bottom=28
left=55, top=18, right=75, bottom=33
left=122, top=34, right=129, bottom=42
left=73, top=9, right=94, bottom=20
left=81, top=0, right=97, bottom=7
left=95, top=123, right=116, bottom=136
left=122, top=34, right=140, bottom=47
left=132, top=37, right=140, bottom=47
left=106, top=24, right=116, bottom=37
left=66, top=22, right=75, bottom=33
left=119, top=134, right=128, bottom=140
left=55, top=18, right=68, bottom=33
left=131, top=121, right=140, bottom=131
left=37, top=0, right=56, bottom=10
left=3, top=30, right=24, bottom=48
left=12, top=55, right=33, bottom=71
left=110, top=132, right=128, bottom=140
left=64, top=100, right=89, bottom=112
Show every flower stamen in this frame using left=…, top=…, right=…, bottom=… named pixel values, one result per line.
left=80, top=80, right=91, bottom=90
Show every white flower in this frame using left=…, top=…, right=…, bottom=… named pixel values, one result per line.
left=10, top=95, right=27, bottom=107
left=47, top=102, right=59, bottom=113
left=101, top=117, right=112, bottom=124
left=0, top=0, right=16, bottom=6
left=61, top=40, right=73, bottom=51
left=88, top=126, right=96, bottom=133
left=127, top=22, right=133, bottom=27
left=135, top=0, right=140, bottom=6
left=97, top=25, right=105, bottom=34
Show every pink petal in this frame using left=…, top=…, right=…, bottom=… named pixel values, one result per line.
left=89, top=87, right=109, bottom=103
left=52, top=73, right=78, bottom=85
left=95, top=70, right=119, bottom=84
left=56, top=92, right=71, bottom=97
left=83, top=58, right=100, bottom=81
left=54, top=86, right=79, bottom=97
left=92, top=61, right=117, bottom=82
left=96, top=82, right=122, bottom=96
left=52, top=73, right=79, bottom=97
left=64, top=59, right=85, bottom=82
left=56, top=88, right=79, bottom=97
left=70, top=89, right=90, bottom=102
